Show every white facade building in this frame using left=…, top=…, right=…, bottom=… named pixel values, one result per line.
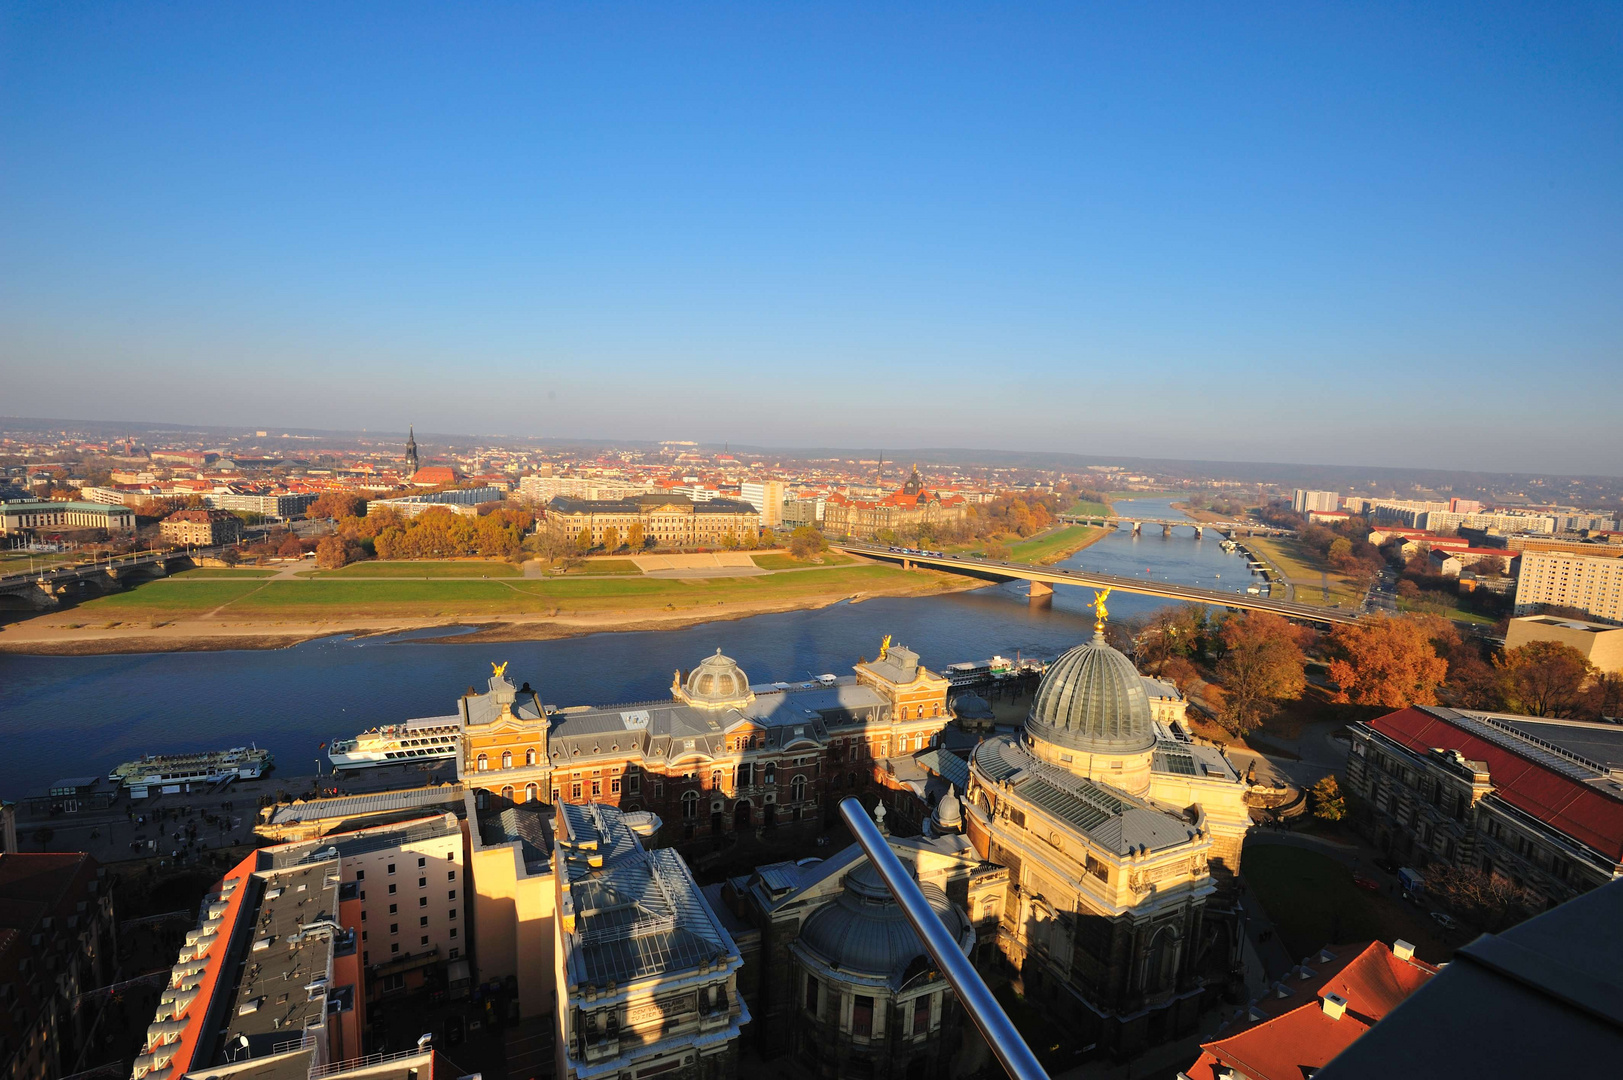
left=1515, top=550, right=1623, bottom=623
left=1292, top=490, right=1341, bottom=514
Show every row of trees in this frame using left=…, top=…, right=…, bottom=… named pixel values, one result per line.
left=313, top=505, right=535, bottom=567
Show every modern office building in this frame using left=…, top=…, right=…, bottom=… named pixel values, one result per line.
left=1292, top=490, right=1341, bottom=514
left=1514, top=550, right=1623, bottom=622
left=738, top=480, right=786, bottom=529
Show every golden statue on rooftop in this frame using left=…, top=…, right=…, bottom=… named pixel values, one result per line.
left=879, top=634, right=892, bottom=660
left=491, top=661, right=509, bottom=679
left=1090, top=589, right=1111, bottom=633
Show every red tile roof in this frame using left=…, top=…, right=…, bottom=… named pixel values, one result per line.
left=1184, top=941, right=1437, bottom=1080
left=1368, top=707, right=1623, bottom=860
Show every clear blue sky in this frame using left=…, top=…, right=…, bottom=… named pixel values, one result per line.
left=2, top=3, right=1619, bottom=472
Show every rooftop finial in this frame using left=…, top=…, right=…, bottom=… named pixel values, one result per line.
left=1090, top=588, right=1111, bottom=635
left=491, top=661, right=509, bottom=679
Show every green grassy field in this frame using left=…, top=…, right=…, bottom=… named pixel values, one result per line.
left=78, top=581, right=268, bottom=612
left=299, top=560, right=521, bottom=578
left=1243, top=844, right=1446, bottom=962
left=67, top=562, right=948, bottom=620
left=1243, top=535, right=1361, bottom=608
left=1007, top=525, right=1102, bottom=564
left=751, top=551, right=852, bottom=570
left=168, top=568, right=279, bottom=579
left=1398, top=594, right=1496, bottom=625
left=1066, top=499, right=1112, bottom=517
left=566, top=559, right=643, bottom=575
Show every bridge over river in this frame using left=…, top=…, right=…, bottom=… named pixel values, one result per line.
left=1058, top=514, right=1296, bottom=538
left=0, top=548, right=202, bottom=609
left=838, top=543, right=1359, bottom=625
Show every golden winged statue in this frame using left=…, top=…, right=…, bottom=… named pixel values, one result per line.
left=1090, top=589, right=1111, bottom=633
left=879, top=634, right=892, bottom=660
left=491, top=661, right=509, bottom=679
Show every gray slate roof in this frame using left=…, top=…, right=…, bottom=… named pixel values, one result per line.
left=973, top=736, right=1203, bottom=855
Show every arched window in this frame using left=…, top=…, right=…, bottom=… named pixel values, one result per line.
left=501, top=785, right=514, bottom=801
left=525, top=783, right=538, bottom=803
left=526, top=748, right=537, bottom=766
left=501, top=750, right=513, bottom=769
left=1147, top=927, right=1180, bottom=994
left=476, top=753, right=488, bottom=771
left=682, top=791, right=699, bottom=820
left=790, top=775, right=806, bottom=802
left=764, top=763, right=776, bottom=786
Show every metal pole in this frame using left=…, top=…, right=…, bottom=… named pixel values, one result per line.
left=837, top=797, right=1049, bottom=1080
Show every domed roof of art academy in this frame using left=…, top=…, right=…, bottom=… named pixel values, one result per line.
left=1026, top=630, right=1156, bottom=755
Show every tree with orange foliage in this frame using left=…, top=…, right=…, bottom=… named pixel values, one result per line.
left=308, top=491, right=368, bottom=520
left=1325, top=615, right=1449, bottom=708
left=1496, top=641, right=1593, bottom=718
left=1213, top=611, right=1307, bottom=734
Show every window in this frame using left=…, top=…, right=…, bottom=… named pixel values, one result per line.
left=791, top=775, right=807, bottom=802
left=360, top=890, right=366, bottom=900
left=391, top=943, right=400, bottom=955
left=420, top=916, right=428, bottom=926
left=361, top=910, right=368, bottom=922
left=449, top=947, right=459, bottom=959
left=449, top=889, right=457, bottom=900
left=389, top=904, right=398, bottom=914
left=572, top=782, right=582, bottom=801
left=421, top=935, right=429, bottom=946
left=390, top=923, right=399, bottom=934
left=682, top=791, right=699, bottom=820
left=448, top=870, right=456, bottom=881
left=502, top=750, right=513, bottom=769
left=418, top=877, right=426, bottom=888
left=610, top=777, right=620, bottom=794
left=764, top=763, right=776, bottom=786
left=712, top=769, right=723, bottom=790
left=417, top=857, right=426, bottom=868
left=526, top=783, right=538, bottom=803
left=913, top=996, right=930, bottom=1035
left=450, top=928, right=458, bottom=940
left=356, top=870, right=365, bottom=881
left=628, top=773, right=641, bottom=794
left=852, top=995, right=874, bottom=1037
left=419, top=896, right=428, bottom=908
left=388, top=863, right=396, bottom=875
left=526, top=748, right=537, bottom=766
left=389, top=884, right=397, bottom=895
left=502, top=785, right=514, bottom=801
left=449, top=908, right=457, bottom=920
left=591, top=780, right=601, bottom=797
left=738, top=762, right=752, bottom=786
left=477, top=754, right=488, bottom=771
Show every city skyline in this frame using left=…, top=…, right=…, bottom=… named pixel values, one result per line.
left=3, top=4, right=1620, bottom=471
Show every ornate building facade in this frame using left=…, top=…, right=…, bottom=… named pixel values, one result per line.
left=547, top=494, right=761, bottom=549
left=961, top=625, right=1249, bottom=1054
left=456, top=644, right=954, bottom=844
left=821, top=466, right=969, bottom=540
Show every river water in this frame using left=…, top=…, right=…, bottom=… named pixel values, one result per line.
left=0, top=497, right=1264, bottom=799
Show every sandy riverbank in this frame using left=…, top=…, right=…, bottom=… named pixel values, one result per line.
left=0, top=572, right=981, bottom=656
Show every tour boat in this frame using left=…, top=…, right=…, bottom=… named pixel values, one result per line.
left=109, top=746, right=273, bottom=797
left=327, top=715, right=463, bottom=771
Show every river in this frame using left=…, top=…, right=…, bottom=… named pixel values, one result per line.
left=0, top=496, right=1265, bottom=799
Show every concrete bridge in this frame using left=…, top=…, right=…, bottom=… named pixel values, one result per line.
left=0, top=549, right=195, bottom=610
left=1058, top=514, right=1296, bottom=539
left=838, top=543, right=1359, bottom=625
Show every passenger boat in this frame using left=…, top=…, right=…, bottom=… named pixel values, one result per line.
left=109, top=747, right=273, bottom=797
left=327, top=715, right=462, bottom=770
left=943, top=655, right=1015, bottom=687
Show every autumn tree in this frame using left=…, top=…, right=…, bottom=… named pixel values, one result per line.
left=308, top=491, right=368, bottom=520
left=1583, top=672, right=1623, bottom=721
left=1445, top=649, right=1505, bottom=710
left=1160, top=656, right=1200, bottom=695
left=1311, top=776, right=1346, bottom=822
left=626, top=522, right=646, bottom=551
left=1496, top=641, right=1594, bottom=718
left=217, top=546, right=241, bottom=567
left=1424, top=863, right=1536, bottom=932
left=984, top=541, right=1013, bottom=561
left=315, top=535, right=353, bottom=570
left=601, top=526, right=621, bottom=553
left=276, top=532, right=305, bottom=558
left=1325, top=615, right=1449, bottom=708
left=743, top=527, right=760, bottom=549
left=576, top=527, right=594, bottom=553
left=789, top=526, right=828, bottom=560
left=1213, top=611, right=1307, bottom=735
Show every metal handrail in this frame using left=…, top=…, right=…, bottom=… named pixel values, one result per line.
left=837, top=797, right=1049, bottom=1080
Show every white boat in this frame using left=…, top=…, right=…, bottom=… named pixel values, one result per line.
left=944, top=655, right=1015, bottom=686
left=327, top=715, right=462, bottom=771
left=110, top=747, right=273, bottom=797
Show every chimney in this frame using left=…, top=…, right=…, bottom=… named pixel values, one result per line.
left=1321, top=992, right=1348, bottom=1020
left=1392, top=939, right=1415, bottom=962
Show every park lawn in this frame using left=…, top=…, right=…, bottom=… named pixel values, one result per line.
left=228, top=579, right=534, bottom=615
left=75, top=580, right=269, bottom=613
left=1243, top=536, right=1361, bottom=608
left=510, top=564, right=947, bottom=613
left=571, top=559, right=643, bottom=575
left=1243, top=845, right=1446, bottom=963
left=1067, top=498, right=1112, bottom=517
left=169, top=568, right=278, bottom=579
left=1008, top=525, right=1102, bottom=564
left=1397, top=594, right=1496, bottom=626
left=301, top=560, right=521, bottom=578
left=751, top=551, right=852, bottom=570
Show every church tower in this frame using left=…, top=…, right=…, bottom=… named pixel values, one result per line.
left=902, top=463, right=924, bottom=495
left=404, top=426, right=419, bottom=477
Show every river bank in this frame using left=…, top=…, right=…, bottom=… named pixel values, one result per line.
left=0, top=562, right=977, bottom=655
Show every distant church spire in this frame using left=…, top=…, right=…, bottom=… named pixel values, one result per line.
left=404, top=426, right=419, bottom=476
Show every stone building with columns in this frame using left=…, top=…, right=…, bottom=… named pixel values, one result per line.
left=961, top=626, right=1249, bottom=1054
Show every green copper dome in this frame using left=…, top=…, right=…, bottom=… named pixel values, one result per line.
left=1026, top=631, right=1156, bottom=754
